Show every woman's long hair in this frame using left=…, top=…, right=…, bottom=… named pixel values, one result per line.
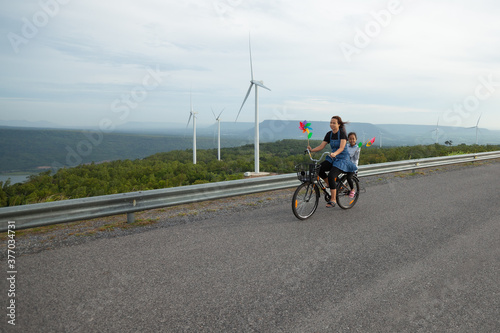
left=332, top=115, right=349, bottom=136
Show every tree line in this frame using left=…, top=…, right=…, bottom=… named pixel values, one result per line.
left=1, top=140, right=498, bottom=207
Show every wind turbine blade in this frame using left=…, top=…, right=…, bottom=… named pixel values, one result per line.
left=476, top=114, right=482, bottom=126
left=235, top=83, right=253, bottom=122
left=253, top=80, right=271, bottom=91
left=211, top=107, right=216, bottom=120
left=249, top=34, right=254, bottom=81
left=186, top=112, right=192, bottom=128
left=218, top=108, right=225, bottom=119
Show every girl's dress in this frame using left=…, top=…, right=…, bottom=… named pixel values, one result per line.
left=346, top=144, right=360, bottom=167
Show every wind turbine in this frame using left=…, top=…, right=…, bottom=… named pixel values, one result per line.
left=212, top=107, right=224, bottom=161
left=468, top=114, right=482, bottom=145
left=431, top=116, right=440, bottom=144
left=186, top=95, right=198, bottom=164
left=235, top=36, right=271, bottom=174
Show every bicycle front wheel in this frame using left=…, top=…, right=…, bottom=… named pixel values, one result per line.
left=292, top=182, right=320, bottom=220
left=336, top=175, right=360, bottom=209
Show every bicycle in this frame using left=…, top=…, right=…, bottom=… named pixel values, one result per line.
left=292, top=149, right=361, bottom=220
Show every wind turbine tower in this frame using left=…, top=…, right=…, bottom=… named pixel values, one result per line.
left=187, top=97, right=198, bottom=164
left=235, top=36, right=271, bottom=174
left=433, top=116, right=440, bottom=144
left=212, top=108, right=224, bottom=161
left=469, top=114, right=482, bottom=145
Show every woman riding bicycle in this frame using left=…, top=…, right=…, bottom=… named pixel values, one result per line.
left=307, top=115, right=358, bottom=208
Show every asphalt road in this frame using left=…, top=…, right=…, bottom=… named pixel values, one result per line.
left=1, top=161, right=499, bottom=332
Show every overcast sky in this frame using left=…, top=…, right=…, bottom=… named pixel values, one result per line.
left=1, top=0, right=500, bottom=130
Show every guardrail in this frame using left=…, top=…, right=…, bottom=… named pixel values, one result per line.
left=1, top=151, right=499, bottom=231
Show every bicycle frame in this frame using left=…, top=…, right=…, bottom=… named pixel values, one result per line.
left=292, top=149, right=361, bottom=219
left=304, top=149, right=359, bottom=189
left=304, top=150, right=328, bottom=174
left=304, top=149, right=329, bottom=190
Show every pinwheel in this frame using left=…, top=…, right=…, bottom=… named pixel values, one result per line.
left=358, top=137, right=376, bottom=148
left=365, top=137, right=376, bottom=147
left=299, top=120, right=313, bottom=145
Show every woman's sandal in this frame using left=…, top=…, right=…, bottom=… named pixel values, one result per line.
left=326, top=201, right=336, bottom=208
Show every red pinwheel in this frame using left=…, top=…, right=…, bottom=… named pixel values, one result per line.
left=365, top=137, right=376, bottom=147
left=299, top=120, right=313, bottom=139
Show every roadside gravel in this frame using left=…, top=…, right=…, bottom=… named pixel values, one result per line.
left=1, top=159, right=497, bottom=259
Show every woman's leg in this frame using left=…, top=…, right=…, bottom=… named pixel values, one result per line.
left=318, top=160, right=332, bottom=188
left=328, top=167, right=342, bottom=203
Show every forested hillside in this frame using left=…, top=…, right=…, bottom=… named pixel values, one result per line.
left=1, top=140, right=498, bottom=207
left=0, top=127, right=248, bottom=172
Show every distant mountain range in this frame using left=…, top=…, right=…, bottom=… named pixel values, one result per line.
left=1, top=119, right=500, bottom=146
left=182, top=120, right=499, bottom=146
left=0, top=120, right=67, bottom=129
left=116, top=119, right=500, bottom=146
left=247, top=120, right=500, bottom=146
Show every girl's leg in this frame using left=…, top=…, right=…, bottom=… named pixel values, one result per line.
left=347, top=172, right=356, bottom=197
left=346, top=172, right=354, bottom=189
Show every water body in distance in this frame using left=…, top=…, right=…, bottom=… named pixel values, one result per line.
left=0, top=174, right=31, bottom=185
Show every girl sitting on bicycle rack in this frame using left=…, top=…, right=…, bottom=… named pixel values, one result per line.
left=346, top=132, right=361, bottom=198
left=307, top=115, right=358, bottom=208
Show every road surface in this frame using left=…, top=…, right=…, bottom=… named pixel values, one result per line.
left=1, top=161, right=499, bottom=332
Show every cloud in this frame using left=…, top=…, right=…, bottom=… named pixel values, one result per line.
left=0, top=0, right=499, bottom=130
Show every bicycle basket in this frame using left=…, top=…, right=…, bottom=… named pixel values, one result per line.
left=295, top=163, right=319, bottom=182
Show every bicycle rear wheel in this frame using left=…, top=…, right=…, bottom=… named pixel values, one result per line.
left=336, top=175, right=360, bottom=209
left=292, top=182, right=320, bottom=220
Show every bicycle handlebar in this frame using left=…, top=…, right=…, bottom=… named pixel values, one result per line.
left=304, top=149, right=330, bottom=163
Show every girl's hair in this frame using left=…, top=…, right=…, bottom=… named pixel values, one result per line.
left=347, top=132, right=357, bottom=139
left=331, top=116, right=349, bottom=135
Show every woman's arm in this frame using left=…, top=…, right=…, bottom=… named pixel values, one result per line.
left=308, top=141, right=328, bottom=152
left=330, top=139, right=346, bottom=158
